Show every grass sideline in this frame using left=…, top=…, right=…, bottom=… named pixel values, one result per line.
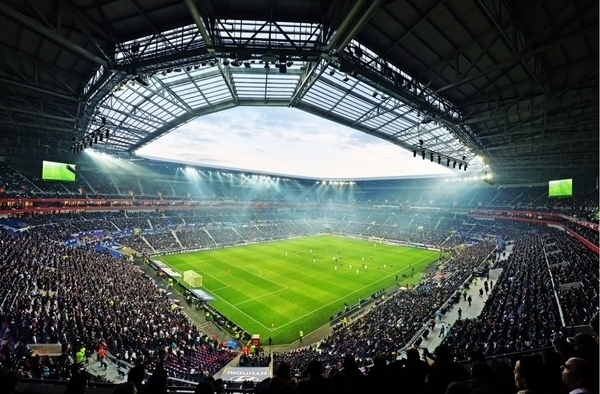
left=159, top=235, right=440, bottom=344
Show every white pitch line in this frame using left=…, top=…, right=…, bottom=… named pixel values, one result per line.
left=197, top=271, right=229, bottom=289
left=275, top=252, right=438, bottom=330
left=238, top=265, right=262, bottom=277
left=212, top=293, right=273, bottom=330
left=233, top=287, right=288, bottom=306
left=211, top=285, right=231, bottom=292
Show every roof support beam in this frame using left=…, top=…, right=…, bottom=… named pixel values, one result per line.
left=332, top=0, right=385, bottom=56
left=324, top=0, right=367, bottom=54
left=0, top=2, right=109, bottom=68
left=289, top=58, right=327, bottom=108
left=370, top=0, right=446, bottom=65
left=434, top=25, right=598, bottom=95
left=0, top=77, right=78, bottom=101
left=62, top=0, right=116, bottom=43
left=184, top=0, right=215, bottom=52
left=475, top=0, right=548, bottom=95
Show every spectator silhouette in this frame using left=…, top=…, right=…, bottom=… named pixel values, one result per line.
left=64, top=372, right=91, bottom=394
left=143, top=368, right=168, bottom=394
left=366, top=355, right=389, bottom=393
left=553, top=338, right=576, bottom=361
left=329, top=371, right=349, bottom=394
left=561, top=357, right=599, bottom=393
left=297, top=359, right=330, bottom=394
left=513, top=355, right=555, bottom=394
left=540, top=350, right=569, bottom=394
left=255, top=361, right=292, bottom=394
left=424, top=346, right=469, bottom=394
left=572, top=333, right=599, bottom=365
left=399, top=347, right=430, bottom=393
left=445, top=381, right=474, bottom=394
left=0, top=369, right=20, bottom=394
left=113, top=381, right=137, bottom=394
left=194, top=380, right=215, bottom=394
left=340, top=354, right=366, bottom=394
left=128, top=364, right=146, bottom=394
left=467, top=361, right=508, bottom=394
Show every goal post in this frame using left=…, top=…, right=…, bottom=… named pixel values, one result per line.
left=183, top=270, right=203, bottom=288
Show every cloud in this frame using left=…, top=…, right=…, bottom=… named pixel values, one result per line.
left=136, top=107, right=454, bottom=179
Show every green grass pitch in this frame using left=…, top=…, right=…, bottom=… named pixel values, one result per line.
left=159, top=235, right=440, bottom=344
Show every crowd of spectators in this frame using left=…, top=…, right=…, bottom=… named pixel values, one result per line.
left=0, top=227, right=236, bottom=382
left=144, top=233, right=180, bottom=251
left=545, top=228, right=600, bottom=327
left=441, top=234, right=563, bottom=360
left=0, top=165, right=598, bottom=393
left=260, top=344, right=598, bottom=394
left=273, top=241, right=496, bottom=377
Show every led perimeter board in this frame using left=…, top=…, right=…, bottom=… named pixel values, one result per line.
left=42, top=161, right=77, bottom=182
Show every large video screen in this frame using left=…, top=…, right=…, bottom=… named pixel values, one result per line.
left=42, top=161, right=77, bottom=182
left=548, top=178, right=572, bottom=197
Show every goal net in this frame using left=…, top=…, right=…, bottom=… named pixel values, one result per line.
left=183, top=270, right=203, bottom=288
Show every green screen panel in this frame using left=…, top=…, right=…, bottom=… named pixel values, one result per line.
left=548, top=178, right=572, bottom=197
left=42, top=161, right=77, bottom=182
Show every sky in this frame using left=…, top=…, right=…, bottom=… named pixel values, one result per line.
left=136, top=106, right=456, bottom=180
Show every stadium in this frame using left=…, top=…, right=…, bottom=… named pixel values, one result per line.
left=0, top=1, right=598, bottom=394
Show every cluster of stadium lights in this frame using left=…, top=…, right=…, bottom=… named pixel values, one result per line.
left=444, top=174, right=493, bottom=182
left=316, top=181, right=356, bottom=185
left=116, top=56, right=297, bottom=92
left=181, top=167, right=298, bottom=182
left=71, top=118, right=110, bottom=153
left=412, top=140, right=469, bottom=171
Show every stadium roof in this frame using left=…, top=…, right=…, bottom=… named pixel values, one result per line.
left=0, top=0, right=597, bottom=184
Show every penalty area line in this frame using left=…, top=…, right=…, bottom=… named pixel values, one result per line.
left=233, top=287, right=288, bottom=307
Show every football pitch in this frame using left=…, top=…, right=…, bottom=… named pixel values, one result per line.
left=159, top=235, right=439, bottom=344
